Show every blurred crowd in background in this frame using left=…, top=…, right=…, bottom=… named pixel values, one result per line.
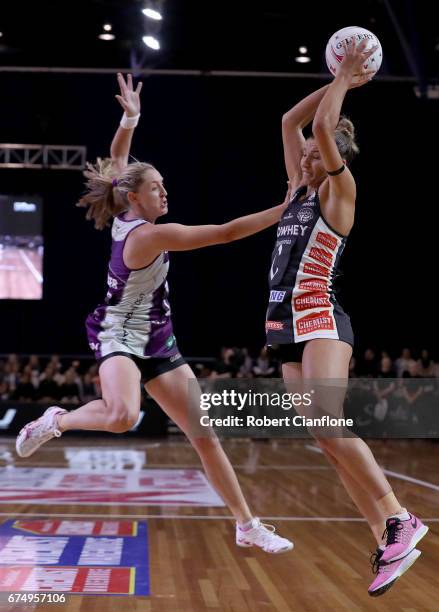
left=0, top=347, right=437, bottom=404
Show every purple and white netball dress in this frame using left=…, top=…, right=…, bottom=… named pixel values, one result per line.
left=86, top=214, right=179, bottom=362
left=266, top=185, right=354, bottom=347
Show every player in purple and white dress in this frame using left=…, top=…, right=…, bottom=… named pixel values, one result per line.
left=16, top=73, right=293, bottom=554
left=275, top=39, right=427, bottom=595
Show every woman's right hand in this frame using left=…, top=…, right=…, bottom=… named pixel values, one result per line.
left=339, top=38, right=378, bottom=84
left=115, top=73, right=143, bottom=117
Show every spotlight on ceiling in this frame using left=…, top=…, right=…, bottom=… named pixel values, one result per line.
left=295, top=45, right=311, bottom=63
left=142, top=8, right=163, bottom=21
left=99, top=23, right=115, bottom=40
left=143, top=35, right=160, bottom=50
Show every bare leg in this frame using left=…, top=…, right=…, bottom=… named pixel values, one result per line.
left=146, top=364, right=253, bottom=524
left=317, top=443, right=387, bottom=544
left=283, top=341, right=402, bottom=544
left=57, top=356, right=141, bottom=433
left=301, top=340, right=401, bottom=514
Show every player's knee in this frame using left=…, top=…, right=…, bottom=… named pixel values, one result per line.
left=317, top=436, right=346, bottom=457
left=315, top=438, right=338, bottom=466
left=105, top=401, right=137, bottom=433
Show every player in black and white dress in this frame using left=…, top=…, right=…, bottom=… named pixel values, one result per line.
left=271, top=39, right=427, bottom=595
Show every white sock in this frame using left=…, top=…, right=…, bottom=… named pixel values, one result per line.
left=389, top=509, right=410, bottom=521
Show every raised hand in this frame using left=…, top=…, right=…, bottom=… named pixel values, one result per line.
left=115, top=73, right=143, bottom=117
left=339, top=38, right=378, bottom=85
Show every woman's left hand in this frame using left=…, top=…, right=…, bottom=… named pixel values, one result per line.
left=115, top=73, right=143, bottom=117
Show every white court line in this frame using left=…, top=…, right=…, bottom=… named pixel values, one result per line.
left=382, top=469, right=439, bottom=492
left=18, top=249, right=43, bottom=283
left=305, top=444, right=439, bottom=492
left=0, top=511, right=438, bottom=522
left=305, top=444, right=324, bottom=454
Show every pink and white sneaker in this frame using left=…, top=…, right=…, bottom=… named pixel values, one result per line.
left=381, top=513, right=429, bottom=563
left=236, top=518, right=293, bottom=553
left=368, top=547, right=421, bottom=597
left=16, top=406, right=67, bottom=458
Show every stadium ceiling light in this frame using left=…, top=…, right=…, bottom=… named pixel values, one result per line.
left=142, top=8, right=163, bottom=21
left=143, top=35, right=160, bottom=50
left=99, top=23, right=115, bottom=41
left=295, top=45, right=311, bottom=63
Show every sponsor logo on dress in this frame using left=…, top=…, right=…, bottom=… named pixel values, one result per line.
left=122, top=293, right=146, bottom=341
left=269, top=290, right=286, bottom=303
left=107, top=275, right=118, bottom=289
left=316, top=232, right=338, bottom=251
left=296, top=310, right=335, bottom=335
left=299, top=278, right=328, bottom=292
left=297, top=209, right=314, bottom=223
left=303, top=262, right=331, bottom=278
left=277, top=224, right=308, bottom=237
left=166, top=335, right=176, bottom=349
left=294, top=292, right=331, bottom=312
left=266, top=321, right=284, bottom=331
left=309, top=247, right=333, bottom=268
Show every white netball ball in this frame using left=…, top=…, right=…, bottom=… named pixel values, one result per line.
left=325, top=26, right=383, bottom=82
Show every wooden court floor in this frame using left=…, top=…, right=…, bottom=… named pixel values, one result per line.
left=0, top=437, right=438, bottom=611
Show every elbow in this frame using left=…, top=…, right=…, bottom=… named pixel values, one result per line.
left=220, top=223, right=238, bottom=244
left=220, top=224, right=234, bottom=244
left=282, top=112, right=298, bottom=128
left=109, top=156, right=126, bottom=175
left=312, top=119, right=332, bottom=138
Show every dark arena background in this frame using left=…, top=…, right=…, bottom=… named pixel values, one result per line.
left=0, top=1, right=438, bottom=610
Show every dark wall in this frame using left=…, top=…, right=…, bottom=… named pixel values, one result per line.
left=0, top=73, right=437, bottom=357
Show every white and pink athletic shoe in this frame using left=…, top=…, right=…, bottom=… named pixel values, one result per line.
left=381, top=512, right=429, bottom=563
left=16, top=406, right=67, bottom=458
left=236, top=518, right=293, bottom=553
left=368, top=547, right=421, bottom=597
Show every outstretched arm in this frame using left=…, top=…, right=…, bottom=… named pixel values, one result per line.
left=125, top=188, right=292, bottom=267
left=282, top=85, right=329, bottom=187
left=110, top=73, right=143, bottom=174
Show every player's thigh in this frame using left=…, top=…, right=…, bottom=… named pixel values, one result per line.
left=145, top=364, right=212, bottom=439
left=302, top=339, right=352, bottom=422
left=99, top=355, right=142, bottom=420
